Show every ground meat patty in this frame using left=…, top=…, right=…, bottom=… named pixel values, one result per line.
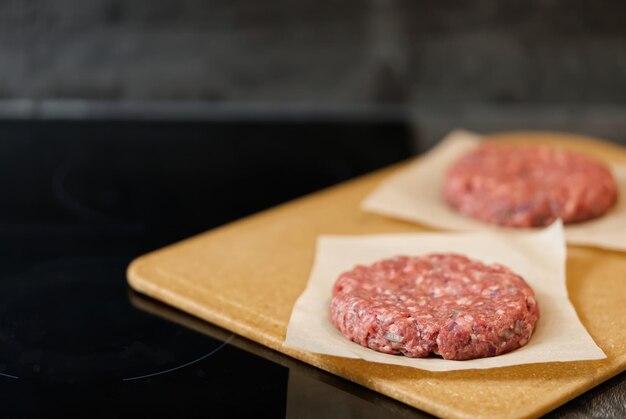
left=330, top=254, right=539, bottom=361
left=444, top=143, right=618, bottom=228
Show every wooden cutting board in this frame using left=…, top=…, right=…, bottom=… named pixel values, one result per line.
left=127, top=132, right=626, bottom=419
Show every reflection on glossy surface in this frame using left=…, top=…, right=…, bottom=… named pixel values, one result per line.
left=0, top=257, right=225, bottom=382
left=129, top=291, right=434, bottom=419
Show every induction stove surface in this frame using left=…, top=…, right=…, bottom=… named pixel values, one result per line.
left=0, top=119, right=430, bottom=418
left=0, top=119, right=621, bottom=418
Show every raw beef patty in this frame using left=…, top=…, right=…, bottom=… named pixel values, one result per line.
left=444, top=143, right=618, bottom=228
left=330, top=254, right=539, bottom=360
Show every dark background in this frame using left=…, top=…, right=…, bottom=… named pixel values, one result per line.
left=1, top=0, right=626, bottom=146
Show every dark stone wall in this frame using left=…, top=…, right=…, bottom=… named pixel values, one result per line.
left=2, top=0, right=626, bottom=105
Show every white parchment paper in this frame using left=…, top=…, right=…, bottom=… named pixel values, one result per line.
left=284, top=222, right=605, bottom=371
left=362, top=130, right=626, bottom=251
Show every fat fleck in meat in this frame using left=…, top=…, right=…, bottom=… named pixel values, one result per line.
left=330, top=254, right=539, bottom=361
left=444, top=143, right=618, bottom=228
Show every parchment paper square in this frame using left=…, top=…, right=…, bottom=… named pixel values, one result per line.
left=361, top=130, right=626, bottom=251
left=285, top=222, right=605, bottom=371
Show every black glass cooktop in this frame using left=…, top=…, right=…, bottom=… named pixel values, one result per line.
left=0, top=119, right=622, bottom=418
left=0, top=119, right=426, bottom=418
